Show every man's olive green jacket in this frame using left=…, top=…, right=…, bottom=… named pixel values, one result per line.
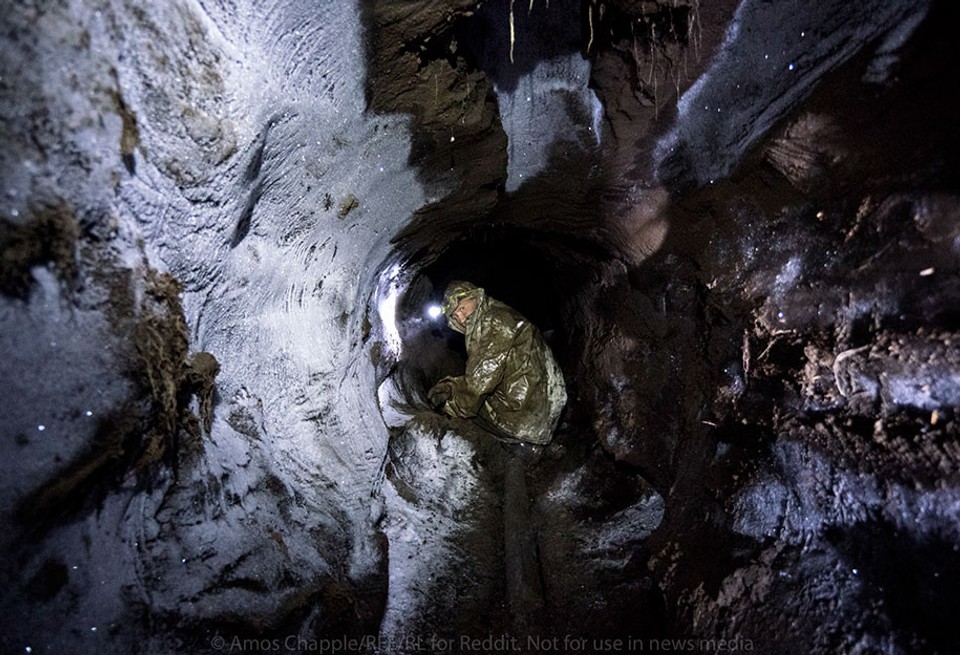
left=438, top=283, right=566, bottom=444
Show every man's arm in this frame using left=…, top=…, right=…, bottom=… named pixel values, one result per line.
left=443, top=326, right=513, bottom=418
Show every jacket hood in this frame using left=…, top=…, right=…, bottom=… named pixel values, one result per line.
left=442, top=280, right=484, bottom=334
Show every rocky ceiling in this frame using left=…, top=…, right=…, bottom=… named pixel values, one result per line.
left=1, top=0, right=959, bottom=653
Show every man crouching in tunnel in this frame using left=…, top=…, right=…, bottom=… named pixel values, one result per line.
left=427, top=281, right=567, bottom=453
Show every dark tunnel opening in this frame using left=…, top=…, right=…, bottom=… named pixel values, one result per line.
left=374, top=224, right=671, bottom=642
left=453, top=0, right=583, bottom=93
left=417, top=228, right=571, bottom=333
left=384, top=224, right=600, bottom=419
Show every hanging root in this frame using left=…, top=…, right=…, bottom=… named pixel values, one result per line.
left=587, top=1, right=595, bottom=53
left=510, top=0, right=516, bottom=63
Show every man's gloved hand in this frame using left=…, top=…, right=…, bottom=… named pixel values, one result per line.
left=427, top=379, right=454, bottom=408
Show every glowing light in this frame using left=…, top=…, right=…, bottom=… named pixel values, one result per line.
left=378, top=264, right=405, bottom=357
left=427, top=304, right=442, bottom=319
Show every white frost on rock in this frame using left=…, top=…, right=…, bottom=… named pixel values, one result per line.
left=380, top=423, right=484, bottom=644
left=496, top=54, right=601, bottom=192
left=2, top=0, right=431, bottom=648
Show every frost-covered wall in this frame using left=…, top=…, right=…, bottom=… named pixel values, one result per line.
left=497, top=53, right=602, bottom=192
left=1, top=0, right=428, bottom=650
left=456, top=0, right=603, bottom=193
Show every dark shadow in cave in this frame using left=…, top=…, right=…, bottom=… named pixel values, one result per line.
left=453, top=0, right=691, bottom=94
left=827, top=520, right=960, bottom=655
left=391, top=225, right=585, bottom=413
left=453, top=0, right=584, bottom=93
left=418, top=227, right=570, bottom=331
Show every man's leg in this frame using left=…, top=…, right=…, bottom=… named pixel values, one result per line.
left=472, top=413, right=545, bottom=463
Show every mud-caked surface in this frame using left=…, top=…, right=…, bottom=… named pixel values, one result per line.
left=580, top=4, right=960, bottom=648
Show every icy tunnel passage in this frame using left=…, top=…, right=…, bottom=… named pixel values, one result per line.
left=371, top=215, right=669, bottom=641
left=3, top=0, right=960, bottom=654
left=383, top=231, right=575, bottom=412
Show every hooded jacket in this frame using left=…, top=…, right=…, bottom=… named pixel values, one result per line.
left=438, top=281, right=566, bottom=444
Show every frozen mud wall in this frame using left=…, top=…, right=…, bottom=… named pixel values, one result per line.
left=584, top=0, right=960, bottom=652
left=1, top=0, right=426, bottom=651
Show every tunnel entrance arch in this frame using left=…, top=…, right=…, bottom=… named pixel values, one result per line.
left=370, top=218, right=667, bottom=642
left=380, top=222, right=608, bottom=418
